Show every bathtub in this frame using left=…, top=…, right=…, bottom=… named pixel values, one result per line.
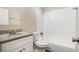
left=44, top=37, right=76, bottom=52
left=47, top=43, right=76, bottom=52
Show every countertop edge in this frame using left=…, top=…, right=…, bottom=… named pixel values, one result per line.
left=0, top=34, right=33, bottom=44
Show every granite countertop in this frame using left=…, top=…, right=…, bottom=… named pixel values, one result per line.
left=0, top=32, right=33, bottom=44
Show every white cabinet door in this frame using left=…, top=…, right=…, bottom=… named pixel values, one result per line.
left=24, top=42, right=33, bottom=52
left=11, top=42, right=33, bottom=52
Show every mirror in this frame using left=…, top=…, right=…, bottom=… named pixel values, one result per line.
left=8, top=7, right=21, bottom=25
left=0, top=8, right=8, bottom=25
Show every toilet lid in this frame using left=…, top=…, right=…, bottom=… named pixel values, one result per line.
left=36, top=40, right=48, bottom=46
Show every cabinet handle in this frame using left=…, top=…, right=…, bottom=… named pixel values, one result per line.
left=23, top=48, right=25, bottom=50
left=19, top=50, right=22, bottom=52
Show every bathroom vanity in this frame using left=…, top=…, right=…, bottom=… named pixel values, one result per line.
left=0, top=33, right=33, bottom=52
left=0, top=8, right=34, bottom=52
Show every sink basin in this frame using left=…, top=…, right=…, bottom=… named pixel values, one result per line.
left=0, top=32, right=27, bottom=41
left=15, top=32, right=26, bottom=35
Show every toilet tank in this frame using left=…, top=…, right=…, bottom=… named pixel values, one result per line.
left=33, top=32, right=42, bottom=42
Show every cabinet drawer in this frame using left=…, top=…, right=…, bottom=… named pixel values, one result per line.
left=1, top=36, right=33, bottom=52
left=11, top=42, right=33, bottom=52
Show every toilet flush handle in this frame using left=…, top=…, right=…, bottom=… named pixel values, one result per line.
left=40, top=32, right=43, bottom=36
left=40, top=32, right=44, bottom=40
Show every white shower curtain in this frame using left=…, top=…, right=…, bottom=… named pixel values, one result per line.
left=43, top=8, right=76, bottom=50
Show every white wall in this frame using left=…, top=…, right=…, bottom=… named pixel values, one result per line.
left=0, top=8, right=8, bottom=25
left=43, top=8, right=76, bottom=49
left=36, top=8, right=43, bottom=32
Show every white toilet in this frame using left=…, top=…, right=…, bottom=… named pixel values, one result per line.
left=33, top=32, right=48, bottom=48
left=35, top=40, right=48, bottom=48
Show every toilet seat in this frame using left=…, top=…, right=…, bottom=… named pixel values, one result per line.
left=35, top=40, right=48, bottom=48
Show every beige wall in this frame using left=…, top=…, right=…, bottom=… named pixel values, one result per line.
left=21, top=7, right=43, bottom=33
left=21, top=7, right=37, bottom=33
